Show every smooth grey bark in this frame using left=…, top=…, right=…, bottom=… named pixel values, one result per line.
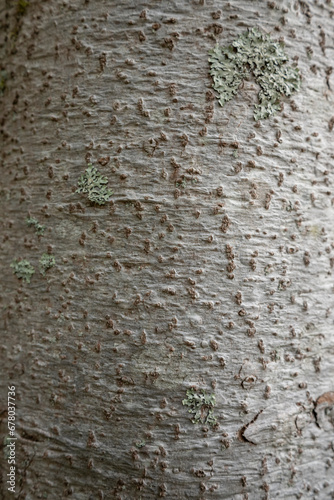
left=1, top=0, right=334, bottom=499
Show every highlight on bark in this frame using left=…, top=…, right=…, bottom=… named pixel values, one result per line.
left=208, top=27, right=301, bottom=120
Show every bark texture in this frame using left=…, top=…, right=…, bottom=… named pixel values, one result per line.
left=1, top=0, right=334, bottom=499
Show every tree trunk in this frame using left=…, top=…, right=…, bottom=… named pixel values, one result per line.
left=1, top=1, right=334, bottom=499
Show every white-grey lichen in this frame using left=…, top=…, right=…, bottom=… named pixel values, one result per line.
left=208, top=27, right=301, bottom=120
left=11, top=259, right=35, bottom=283
left=182, top=388, right=217, bottom=426
left=76, top=164, right=113, bottom=205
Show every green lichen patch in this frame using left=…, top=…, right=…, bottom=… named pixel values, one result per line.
left=76, top=164, right=113, bottom=205
left=17, top=0, right=29, bottom=16
left=135, top=440, right=146, bottom=449
left=208, top=27, right=301, bottom=120
left=182, top=388, right=217, bottom=426
left=39, top=253, right=56, bottom=276
left=11, top=259, right=35, bottom=283
left=26, top=217, right=45, bottom=235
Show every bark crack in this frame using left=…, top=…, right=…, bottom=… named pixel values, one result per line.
left=238, top=409, right=263, bottom=445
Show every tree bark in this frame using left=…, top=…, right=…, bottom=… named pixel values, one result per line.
left=1, top=1, right=334, bottom=499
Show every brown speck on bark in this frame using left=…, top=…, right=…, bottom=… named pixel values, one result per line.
left=264, top=385, right=271, bottom=399
left=99, top=52, right=107, bottom=72
left=319, top=28, right=326, bottom=54
left=221, top=215, right=231, bottom=233
left=211, top=10, right=222, bottom=19
left=313, top=357, right=321, bottom=372
left=328, top=117, right=334, bottom=131
left=163, top=37, right=174, bottom=50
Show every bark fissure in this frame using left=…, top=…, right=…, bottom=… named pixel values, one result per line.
left=238, top=409, right=264, bottom=445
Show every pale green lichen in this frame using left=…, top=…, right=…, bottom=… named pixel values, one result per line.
left=182, top=388, right=217, bottom=426
left=208, top=27, right=301, bottom=120
left=135, top=440, right=146, bottom=449
left=26, top=217, right=45, bottom=235
left=39, top=253, right=55, bottom=276
left=76, top=164, right=113, bottom=205
left=11, top=259, right=35, bottom=283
